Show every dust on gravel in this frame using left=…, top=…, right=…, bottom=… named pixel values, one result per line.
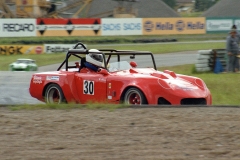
left=1, top=107, right=240, bottom=160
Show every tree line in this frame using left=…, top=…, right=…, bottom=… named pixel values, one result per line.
left=162, top=0, right=220, bottom=11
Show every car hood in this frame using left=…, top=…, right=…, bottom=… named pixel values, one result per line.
left=11, top=63, right=28, bottom=68
left=115, top=68, right=202, bottom=90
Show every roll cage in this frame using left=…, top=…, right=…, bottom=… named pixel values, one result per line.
left=57, top=42, right=157, bottom=71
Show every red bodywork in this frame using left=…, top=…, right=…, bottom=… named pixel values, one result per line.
left=29, top=42, right=212, bottom=105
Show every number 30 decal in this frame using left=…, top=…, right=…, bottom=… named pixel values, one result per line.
left=83, top=80, right=94, bottom=95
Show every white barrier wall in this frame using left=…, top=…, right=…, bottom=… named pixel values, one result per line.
left=0, top=19, right=36, bottom=37
left=101, top=18, right=142, bottom=36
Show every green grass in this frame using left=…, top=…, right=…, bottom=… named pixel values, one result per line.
left=0, top=34, right=227, bottom=44
left=9, top=103, right=130, bottom=111
left=91, top=42, right=224, bottom=53
left=180, top=12, right=203, bottom=17
left=158, top=64, right=240, bottom=105
left=0, top=42, right=225, bottom=71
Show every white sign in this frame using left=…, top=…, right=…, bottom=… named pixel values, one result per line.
left=44, top=44, right=75, bottom=54
left=0, top=19, right=36, bottom=37
left=44, top=44, right=87, bottom=54
left=206, top=19, right=233, bottom=31
left=102, top=18, right=142, bottom=36
left=234, top=19, right=240, bottom=31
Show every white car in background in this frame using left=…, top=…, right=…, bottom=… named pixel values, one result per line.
left=9, top=59, right=38, bottom=71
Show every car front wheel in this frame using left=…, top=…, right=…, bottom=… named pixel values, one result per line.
left=45, top=84, right=66, bottom=104
left=123, top=88, right=147, bottom=105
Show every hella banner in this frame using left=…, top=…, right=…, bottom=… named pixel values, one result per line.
left=143, top=18, right=206, bottom=35
left=0, top=19, right=36, bottom=37
left=102, top=18, right=142, bottom=36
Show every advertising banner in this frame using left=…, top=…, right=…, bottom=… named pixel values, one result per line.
left=0, top=45, right=44, bottom=55
left=0, top=19, right=36, bottom=37
left=234, top=19, right=240, bottom=31
left=102, top=18, right=142, bottom=36
left=44, top=44, right=75, bottom=54
left=36, top=18, right=101, bottom=36
left=206, top=19, right=233, bottom=32
left=142, top=18, right=206, bottom=35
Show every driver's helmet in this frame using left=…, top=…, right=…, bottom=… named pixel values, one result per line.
left=86, top=49, right=103, bottom=67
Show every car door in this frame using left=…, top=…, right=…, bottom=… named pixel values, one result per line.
left=75, top=72, right=108, bottom=104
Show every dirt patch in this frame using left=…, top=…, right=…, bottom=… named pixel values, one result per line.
left=1, top=107, right=240, bottom=160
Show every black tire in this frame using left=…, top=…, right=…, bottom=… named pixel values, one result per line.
left=45, top=84, right=66, bottom=104
left=123, top=88, right=147, bottom=105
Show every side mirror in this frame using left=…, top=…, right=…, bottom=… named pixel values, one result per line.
left=98, top=68, right=109, bottom=75
left=130, top=61, right=137, bottom=68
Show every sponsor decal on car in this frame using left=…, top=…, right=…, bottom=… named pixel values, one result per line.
left=46, top=76, right=59, bottom=81
left=33, top=75, right=42, bottom=84
left=98, top=78, right=106, bottom=82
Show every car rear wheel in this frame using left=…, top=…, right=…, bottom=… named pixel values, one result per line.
left=123, top=88, right=147, bottom=105
left=45, top=84, right=66, bottom=104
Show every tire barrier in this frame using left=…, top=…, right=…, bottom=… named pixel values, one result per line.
left=195, top=49, right=227, bottom=72
left=195, top=50, right=212, bottom=72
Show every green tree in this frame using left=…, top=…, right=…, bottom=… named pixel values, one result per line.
left=162, top=0, right=176, bottom=9
left=195, top=0, right=220, bottom=12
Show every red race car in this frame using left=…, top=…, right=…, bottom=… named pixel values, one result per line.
left=29, top=42, right=212, bottom=105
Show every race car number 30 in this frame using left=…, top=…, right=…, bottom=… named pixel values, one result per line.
left=83, top=80, right=94, bottom=95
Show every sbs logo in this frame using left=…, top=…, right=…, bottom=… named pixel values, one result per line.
left=176, top=20, right=185, bottom=32
left=144, top=21, right=154, bottom=32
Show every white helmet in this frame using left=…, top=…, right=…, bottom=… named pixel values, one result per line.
left=86, top=49, right=103, bottom=67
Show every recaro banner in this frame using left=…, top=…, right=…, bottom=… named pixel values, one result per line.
left=142, top=18, right=206, bottom=35
left=0, top=19, right=36, bottom=37
left=102, top=18, right=142, bottom=36
left=0, top=45, right=44, bottom=55
left=36, top=18, right=101, bottom=36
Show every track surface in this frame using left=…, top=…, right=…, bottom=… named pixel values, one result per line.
left=1, top=107, right=240, bottom=160
left=0, top=51, right=197, bottom=105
